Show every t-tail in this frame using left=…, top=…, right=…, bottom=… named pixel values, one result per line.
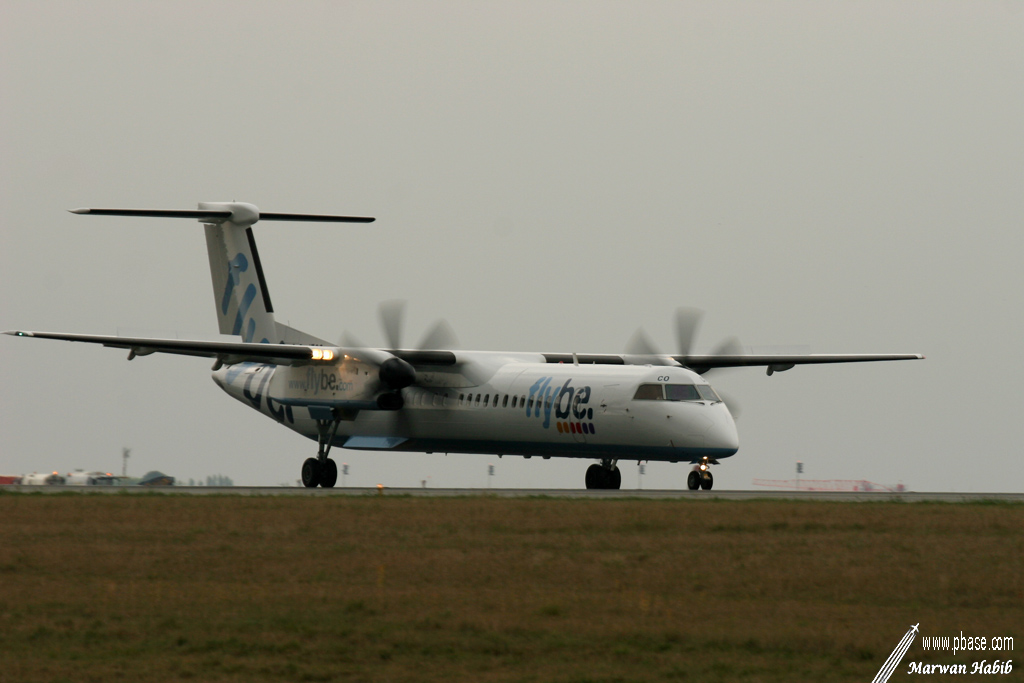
left=69, top=202, right=374, bottom=344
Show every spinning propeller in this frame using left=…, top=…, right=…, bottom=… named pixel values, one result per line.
left=342, top=300, right=459, bottom=413
left=626, top=307, right=742, bottom=416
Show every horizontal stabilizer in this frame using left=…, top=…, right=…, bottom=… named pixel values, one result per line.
left=260, top=212, right=375, bottom=223
left=70, top=208, right=231, bottom=220
left=70, top=207, right=375, bottom=224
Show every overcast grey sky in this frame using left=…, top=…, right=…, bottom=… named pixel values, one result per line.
left=2, top=2, right=1022, bottom=491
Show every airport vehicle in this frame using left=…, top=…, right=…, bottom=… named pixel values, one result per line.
left=5, top=202, right=923, bottom=490
left=22, top=472, right=66, bottom=485
left=66, top=470, right=120, bottom=486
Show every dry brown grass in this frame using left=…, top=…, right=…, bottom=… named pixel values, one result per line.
left=0, top=492, right=1019, bottom=682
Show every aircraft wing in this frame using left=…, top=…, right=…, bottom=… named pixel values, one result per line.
left=674, top=353, right=924, bottom=374
left=3, top=330, right=342, bottom=366
left=541, top=352, right=923, bottom=374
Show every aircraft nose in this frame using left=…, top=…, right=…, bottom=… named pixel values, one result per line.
left=706, top=406, right=739, bottom=455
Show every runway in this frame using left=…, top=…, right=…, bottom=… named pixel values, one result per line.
left=4, top=485, right=1023, bottom=502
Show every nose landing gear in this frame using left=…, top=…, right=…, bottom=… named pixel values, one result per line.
left=686, top=457, right=714, bottom=491
left=585, top=460, right=621, bottom=489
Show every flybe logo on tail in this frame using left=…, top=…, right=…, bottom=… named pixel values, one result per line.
left=220, top=253, right=267, bottom=343
left=527, top=376, right=594, bottom=432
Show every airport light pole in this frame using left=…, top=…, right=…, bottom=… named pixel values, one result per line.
left=796, top=460, right=803, bottom=491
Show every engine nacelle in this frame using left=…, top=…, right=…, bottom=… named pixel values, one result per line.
left=376, top=392, right=405, bottom=411
left=379, top=357, right=416, bottom=390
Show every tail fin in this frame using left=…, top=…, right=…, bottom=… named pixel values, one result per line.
left=70, top=201, right=375, bottom=345
left=201, top=203, right=278, bottom=343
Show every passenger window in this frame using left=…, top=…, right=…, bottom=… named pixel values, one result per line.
left=633, top=384, right=665, bottom=400
left=512, top=396, right=517, bottom=408
left=459, top=393, right=465, bottom=406
left=475, top=395, right=481, bottom=406
left=483, top=394, right=489, bottom=407
left=503, top=395, right=509, bottom=408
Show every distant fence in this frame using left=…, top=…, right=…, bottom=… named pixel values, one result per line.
left=752, top=479, right=906, bottom=492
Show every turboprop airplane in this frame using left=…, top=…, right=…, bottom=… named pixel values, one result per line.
left=5, top=202, right=923, bottom=490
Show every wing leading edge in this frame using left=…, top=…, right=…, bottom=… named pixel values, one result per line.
left=3, top=330, right=337, bottom=367
left=541, top=352, right=923, bottom=373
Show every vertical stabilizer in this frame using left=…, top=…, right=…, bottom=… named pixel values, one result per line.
left=201, top=202, right=279, bottom=344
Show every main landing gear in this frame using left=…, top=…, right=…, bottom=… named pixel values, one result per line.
left=585, top=460, right=621, bottom=490
left=686, top=457, right=714, bottom=491
left=302, top=412, right=343, bottom=488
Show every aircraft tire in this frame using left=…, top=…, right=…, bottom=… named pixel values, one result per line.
left=687, top=471, right=701, bottom=490
left=320, top=459, right=338, bottom=488
left=610, top=466, right=621, bottom=490
left=700, top=471, right=714, bottom=491
left=585, top=464, right=601, bottom=489
left=301, top=458, right=322, bottom=488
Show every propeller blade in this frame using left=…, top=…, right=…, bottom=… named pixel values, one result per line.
left=710, top=336, right=744, bottom=357
left=625, top=328, right=660, bottom=357
left=417, top=319, right=459, bottom=351
left=717, top=390, right=742, bottom=419
left=674, top=307, right=703, bottom=358
left=339, top=331, right=365, bottom=349
left=379, top=299, right=406, bottom=350
left=697, top=336, right=744, bottom=375
left=382, top=393, right=414, bottom=436
left=625, top=328, right=674, bottom=365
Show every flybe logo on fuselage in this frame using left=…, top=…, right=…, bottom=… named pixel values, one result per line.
left=527, top=376, right=594, bottom=433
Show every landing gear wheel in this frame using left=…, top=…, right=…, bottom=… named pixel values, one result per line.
left=609, top=466, right=621, bottom=490
left=687, top=470, right=701, bottom=491
left=700, top=470, right=714, bottom=491
left=585, top=463, right=621, bottom=490
left=301, top=458, right=322, bottom=488
left=320, top=459, right=338, bottom=488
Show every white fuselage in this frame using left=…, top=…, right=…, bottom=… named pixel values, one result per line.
left=212, top=351, right=739, bottom=464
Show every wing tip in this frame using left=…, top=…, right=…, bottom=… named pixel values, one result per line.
left=69, top=208, right=90, bottom=214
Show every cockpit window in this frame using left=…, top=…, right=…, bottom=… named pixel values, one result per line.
left=633, top=384, right=664, bottom=400
left=696, top=385, right=721, bottom=402
left=633, top=383, right=721, bottom=402
left=665, top=384, right=700, bottom=401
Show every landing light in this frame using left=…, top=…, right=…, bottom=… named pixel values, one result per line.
left=310, top=349, right=335, bottom=361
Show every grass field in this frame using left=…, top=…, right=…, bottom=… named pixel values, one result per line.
left=0, top=492, right=1019, bottom=682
